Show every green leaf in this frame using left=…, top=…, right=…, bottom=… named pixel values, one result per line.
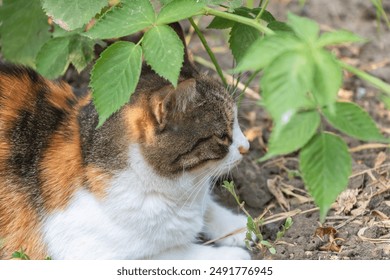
left=142, top=25, right=184, bottom=86
left=284, top=217, right=293, bottom=229
left=207, top=16, right=236, bottom=29
left=300, top=132, right=352, bottom=221
left=261, top=51, right=315, bottom=123
left=68, top=36, right=95, bottom=73
left=226, top=0, right=243, bottom=12
left=246, top=216, right=256, bottom=232
left=317, top=30, right=365, bottom=47
left=207, top=0, right=225, bottom=5
left=52, top=25, right=84, bottom=38
left=260, top=240, right=272, bottom=247
left=251, top=9, right=276, bottom=23
left=0, top=0, right=51, bottom=67
left=229, top=23, right=259, bottom=64
left=268, top=247, right=276, bottom=254
left=91, top=41, right=142, bottom=126
left=156, top=0, right=206, bottom=25
left=86, top=0, right=155, bottom=39
left=235, top=34, right=303, bottom=72
left=261, top=111, right=320, bottom=161
left=267, top=21, right=293, bottom=33
left=159, top=0, right=174, bottom=5
left=233, top=7, right=275, bottom=22
left=36, top=37, right=71, bottom=79
left=42, top=0, right=107, bottom=31
left=287, top=12, right=319, bottom=42
left=311, top=49, right=342, bottom=107
left=322, top=102, right=388, bottom=142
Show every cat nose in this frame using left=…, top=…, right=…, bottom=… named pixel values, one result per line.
left=238, top=146, right=249, bottom=155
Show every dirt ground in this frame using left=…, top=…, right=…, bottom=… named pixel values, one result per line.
left=187, top=0, right=390, bottom=260
left=53, top=0, right=390, bottom=260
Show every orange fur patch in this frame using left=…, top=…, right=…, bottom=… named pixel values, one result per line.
left=39, top=116, right=84, bottom=211
left=0, top=186, right=47, bottom=260
left=46, top=81, right=77, bottom=110
left=0, top=74, right=36, bottom=132
left=123, top=104, right=155, bottom=144
left=85, top=166, right=112, bottom=199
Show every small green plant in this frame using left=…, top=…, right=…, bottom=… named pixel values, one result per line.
left=10, top=249, right=51, bottom=260
left=12, top=248, right=30, bottom=260
left=0, top=0, right=389, bottom=221
left=223, top=181, right=293, bottom=255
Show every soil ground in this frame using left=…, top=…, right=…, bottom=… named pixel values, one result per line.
left=187, top=0, right=390, bottom=260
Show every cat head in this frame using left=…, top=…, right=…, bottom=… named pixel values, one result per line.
left=121, top=23, right=249, bottom=178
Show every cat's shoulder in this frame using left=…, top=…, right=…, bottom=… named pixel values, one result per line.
left=0, top=62, right=90, bottom=111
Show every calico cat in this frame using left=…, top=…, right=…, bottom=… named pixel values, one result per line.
left=0, top=24, right=251, bottom=260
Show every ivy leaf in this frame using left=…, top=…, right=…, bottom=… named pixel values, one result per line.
left=322, top=102, right=388, bottom=142
left=311, top=49, right=342, bottom=107
left=156, top=0, right=206, bottom=25
left=0, top=0, right=51, bottom=67
left=86, top=0, right=155, bottom=39
left=235, top=34, right=303, bottom=72
left=317, top=30, right=365, bottom=47
left=300, top=132, right=352, bottom=222
left=68, top=36, right=95, bottom=73
left=229, top=24, right=259, bottom=64
left=261, top=51, right=314, bottom=123
left=41, top=0, right=107, bottom=31
left=91, top=42, right=142, bottom=126
left=142, top=25, right=184, bottom=87
left=36, top=37, right=71, bottom=79
left=287, top=12, right=319, bottom=42
left=261, top=111, right=320, bottom=161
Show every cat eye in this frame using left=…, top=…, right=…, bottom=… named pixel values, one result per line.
left=216, top=132, right=231, bottom=143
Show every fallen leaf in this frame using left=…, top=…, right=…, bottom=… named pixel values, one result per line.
left=335, top=189, right=359, bottom=215
left=266, top=176, right=290, bottom=211
left=319, top=242, right=342, bottom=253
left=315, top=226, right=337, bottom=239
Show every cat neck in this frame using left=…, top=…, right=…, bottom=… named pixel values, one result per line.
left=103, top=143, right=212, bottom=214
left=78, top=101, right=129, bottom=172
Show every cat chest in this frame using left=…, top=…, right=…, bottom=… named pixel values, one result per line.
left=42, top=183, right=207, bottom=259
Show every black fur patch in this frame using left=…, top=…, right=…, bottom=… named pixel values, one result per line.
left=7, top=85, right=68, bottom=206
left=0, top=63, right=42, bottom=83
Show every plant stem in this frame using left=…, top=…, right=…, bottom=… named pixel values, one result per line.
left=202, top=6, right=275, bottom=36
left=339, top=60, right=390, bottom=97
left=255, top=0, right=270, bottom=21
left=188, top=17, right=228, bottom=87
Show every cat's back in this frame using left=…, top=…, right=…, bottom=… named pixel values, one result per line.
left=0, top=63, right=89, bottom=259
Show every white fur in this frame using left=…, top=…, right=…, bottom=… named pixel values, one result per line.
left=42, top=107, right=250, bottom=260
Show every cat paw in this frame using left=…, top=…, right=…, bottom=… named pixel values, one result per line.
left=212, top=214, right=248, bottom=248
left=216, top=230, right=247, bottom=248
left=213, top=246, right=251, bottom=260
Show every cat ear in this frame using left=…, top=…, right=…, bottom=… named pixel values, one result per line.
left=169, top=22, right=198, bottom=77
left=152, top=78, right=197, bottom=129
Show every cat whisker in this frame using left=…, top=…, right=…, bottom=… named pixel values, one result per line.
left=178, top=168, right=215, bottom=213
